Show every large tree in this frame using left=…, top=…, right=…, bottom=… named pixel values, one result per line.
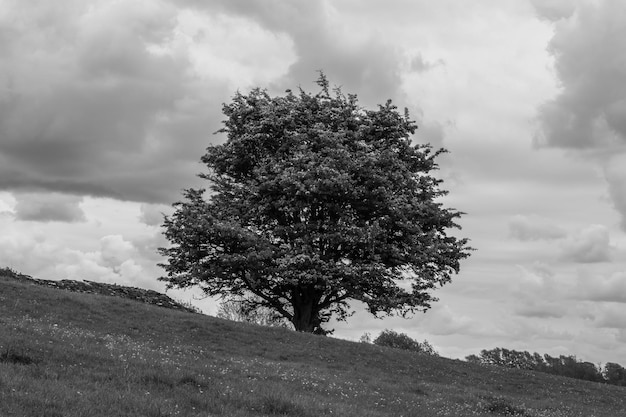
left=159, top=74, right=471, bottom=334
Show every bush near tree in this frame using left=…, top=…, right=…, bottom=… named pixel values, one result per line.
left=371, top=329, right=438, bottom=356
left=158, top=73, right=471, bottom=335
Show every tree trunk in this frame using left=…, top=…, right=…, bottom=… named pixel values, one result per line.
left=291, top=288, right=323, bottom=334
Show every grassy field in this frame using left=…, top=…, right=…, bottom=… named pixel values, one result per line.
left=1, top=274, right=625, bottom=417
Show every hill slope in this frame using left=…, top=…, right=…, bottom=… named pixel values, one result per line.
left=1, top=273, right=625, bottom=417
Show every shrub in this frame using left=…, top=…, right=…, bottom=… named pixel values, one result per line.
left=373, top=329, right=438, bottom=356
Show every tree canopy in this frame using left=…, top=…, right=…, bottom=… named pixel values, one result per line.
left=158, top=74, right=472, bottom=334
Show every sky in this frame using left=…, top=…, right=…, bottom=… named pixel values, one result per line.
left=1, top=0, right=626, bottom=365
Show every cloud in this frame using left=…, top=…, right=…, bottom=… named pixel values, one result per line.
left=511, top=263, right=563, bottom=313
left=415, top=304, right=477, bottom=336
left=139, top=203, right=171, bottom=227
left=618, top=329, right=626, bottom=343
left=604, top=154, right=626, bottom=230
left=529, top=0, right=577, bottom=22
left=535, top=0, right=626, bottom=149
left=533, top=0, right=626, bottom=229
left=593, top=304, right=626, bottom=329
left=99, top=235, right=136, bottom=270
left=509, top=218, right=616, bottom=263
left=179, top=0, right=406, bottom=107
left=0, top=0, right=295, bottom=205
left=0, top=227, right=159, bottom=290
left=409, top=54, right=444, bottom=73
left=515, top=302, right=566, bottom=319
left=560, top=224, right=613, bottom=263
left=575, top=270, right=626, bottom=303
left=515, top=264, right=555, bottom=291
left=0, top=0, right=410, bottom=206
left=509, top=214, right=567, bottom=241
left=14, top=192, right=86, bottom=223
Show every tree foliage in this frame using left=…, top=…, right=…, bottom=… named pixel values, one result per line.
left=603, top=362, right=626, bottom=386
left=158, top=74, right=471, bottom=334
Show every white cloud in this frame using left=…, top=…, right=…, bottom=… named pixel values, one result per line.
left=560, top=224, right=613, bottom=263
left=99, top=235, right=135, bottom=270
left=139, top=203, right=171, bottom=227
left=0, top=191, right=15, bottom=215
left=0, top=197, right=165, bottom=290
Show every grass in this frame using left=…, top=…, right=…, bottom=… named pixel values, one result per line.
left=1, top=274, right=625, bottom=416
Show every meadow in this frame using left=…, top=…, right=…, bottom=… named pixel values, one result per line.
left=1, top=273, right=625, bottom=416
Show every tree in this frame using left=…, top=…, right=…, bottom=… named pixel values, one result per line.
left=158, top=74, right=472, bottom=334
left=466, top=348, right=606, bottom=383
left=603, top=362, right=626, bottom=386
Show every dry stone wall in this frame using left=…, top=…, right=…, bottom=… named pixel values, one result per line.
left=1, top=268, right=198, bottom=314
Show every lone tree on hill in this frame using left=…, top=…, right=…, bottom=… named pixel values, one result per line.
left=158, top=74, right=472, bottom=334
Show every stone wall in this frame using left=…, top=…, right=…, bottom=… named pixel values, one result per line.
left=1, top=268, right=199, bottom=314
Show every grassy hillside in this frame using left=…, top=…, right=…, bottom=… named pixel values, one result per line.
left=1, top=274, right=625, bottom=417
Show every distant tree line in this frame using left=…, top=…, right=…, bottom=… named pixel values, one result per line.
left=466, top=347, right=626, bottom=386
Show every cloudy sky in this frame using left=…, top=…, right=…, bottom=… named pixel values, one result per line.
left=2, top=0, right=626, bottom=365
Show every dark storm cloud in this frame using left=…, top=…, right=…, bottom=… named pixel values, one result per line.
left=0, top=0, right=412, bottom=205
left=14, top=193, right=86, bottom=223
left=0, top=1, right=225, bottom=204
